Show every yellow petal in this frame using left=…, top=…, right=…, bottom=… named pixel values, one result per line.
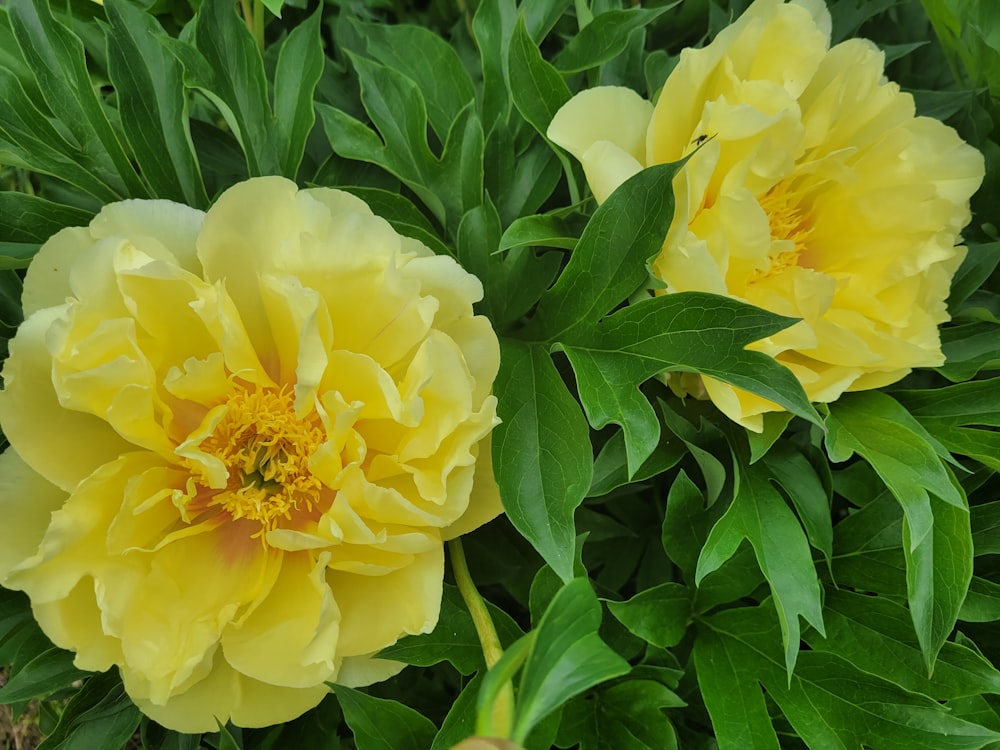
left=0, top=306, right=134, bottom=491
left=0, top=449, right=67, bottom=579
left=222, top=551, right=340, bottom=688
left=327, top=544, right=443, bottom=657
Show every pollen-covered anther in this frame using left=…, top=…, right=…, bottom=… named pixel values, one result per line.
left=751, top=181, right=816, bottom=283
left=199, top=384, right=327, bottom=540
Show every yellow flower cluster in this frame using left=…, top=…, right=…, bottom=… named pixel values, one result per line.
left=548, top=0, right=984, bottom=430
left=0, top=177, right=501, bottom=731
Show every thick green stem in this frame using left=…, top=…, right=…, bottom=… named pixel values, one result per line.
left=449, top=538, right=514, bottom=736
left=252, top=0, right=265, bottom=53
left=450, top=538, right=503, bottom=667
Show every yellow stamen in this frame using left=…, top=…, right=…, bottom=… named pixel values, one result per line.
left=750, top=182, right=814, bottom=283
left=197, top=384, right=326, bottom=541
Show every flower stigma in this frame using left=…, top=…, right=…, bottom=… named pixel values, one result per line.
left=196, top=384, right=328, bottom=542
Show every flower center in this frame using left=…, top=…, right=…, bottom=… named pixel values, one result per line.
left=750, top=182, right=814, bottom=282
left=199, top=385, right=327, bottom=540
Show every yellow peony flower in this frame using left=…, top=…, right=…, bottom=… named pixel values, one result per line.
left=547, top=0, right=984, bottom=430
left=0, top=177, right=502, bottom=732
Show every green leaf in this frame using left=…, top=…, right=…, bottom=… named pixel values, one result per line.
left=806, top=589, right=1000, bottom=700
left=950, top=241, right=1000, bottom=310
left=498, top=212, right=584, bottom=252
left=330, top=685, right=436, bottom=750
left=658, top=402, right=729, bottom=506
left=896, top=379, right=1000, bottom=470
left=272, top=8, right=324, bottom=179
left=512, top=578, right=631, bottom=743
left=826, top=391, right=972, bottom=670
left=746, top=412, right=793, bottom=463
left=0, top=646, right=87, bottom=704
left=661, top=470, right=707, bottom=580
left=349, top=21, right=475, bottom=141
left=0, top=68, right=121, bottom=202
left=104, top=0, right=208, bottom=206
left=430, top=673, right=482, bottom=750
left=457, top=196, right=562, bottom=328
left=972, top=502, right=1000, bottom=555
left=508, top=14, right=571, bottom=137
left=696, top=460, right=825, bottom=675
left=895, top=378, right=1000, bottom=428
left=938, top=321, right=1000, bottom=381
left=588, top=426, right=685, bottom=498
left=606, top=582, right=692, bottom=649
left=0, top=192, right=92, bottom=243
left=562, top=293, right=820, bottom=472
left=761, top=444, right=833, bottom=569
left=556, top=679, right=682, bottom=750
left=8, top=0, right=146, bottom=197
left=696, top=602, right=1000, bottom=750
left=553, top=7, right=673, bottom=73
left=492, top=339, right=593, bottom=582
left=472, top=0, right=517, bottom=133
left=320, top=58, right=483, bottom=231
left=830, top=488, right=907, bottom=599
left=35, top=670, right=141, bottom=750
left=190, top=0, right=279, bottom=176
left=959, top=577, right=1000, bottom=623
left=521, top=162, right=681, bottom=342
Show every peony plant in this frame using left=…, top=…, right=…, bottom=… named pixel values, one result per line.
left=548, top=0, right=984, bottom=430
left=0, top=0, right=998, bottom=747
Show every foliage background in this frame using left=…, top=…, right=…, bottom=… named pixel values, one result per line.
left=1, top=0, right=1000, bottom=747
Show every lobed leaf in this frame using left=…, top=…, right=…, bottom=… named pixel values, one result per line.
left=696, top=602, right=1000, bottom=750
left=330, top=685, right=436, bottom=750
left=696, top=460, right=825, bottom=675
left=826, top=391, right=972, bottom=671
left=104, top=0, right=208, bottom=206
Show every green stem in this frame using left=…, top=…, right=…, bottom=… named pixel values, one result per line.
left=449, top=538, right=514, bottom=737
left=252, top=0, right=265, bottom=53
left=450, top=538, right=503, bottom=668
left=238, top=0, right=253, bottom=33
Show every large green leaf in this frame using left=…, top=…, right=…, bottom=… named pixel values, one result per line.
left=349, top=21, right=475, bottom=141
left=188, top=0, right=280, bottom=176
left=272, top=8, right=324, bottom=179
left=807, top=590, right=1000, bottom=700
left=696, top=460, right=825, bottom=675
left=520, top=163, right=681, bottom=343
left=695, top=602, right=1000, bottom=750
left=0, top=68, right=120, bottom=201
left=512, top=578, right=631, bottom=743
left=896, top=378, right=1000, bottom=471
left=8, top=0, right=146, bottom=197
left=330, top=685, right=436, bottom=750
left=556, top=679, right=682, bottom=750
left=561, top=293, right=820, bottom=473
left=319, top=58, right=483, bottom=231
left=104, top=0, right=208, bottom=206
left=553, top=7, right=673, bottom=73
left=826, top=391, right=972, bottom=671
left=472, top=0, right=517, bottom=134
left=508, top=14, right=570, bottom=138
left=492, top=339, right=592, bottom=582
left=0, top=646, right=87, bottom=704
left=606, top=583, right=692, bottom=649
left=35, top=670, right=140, bottom=750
